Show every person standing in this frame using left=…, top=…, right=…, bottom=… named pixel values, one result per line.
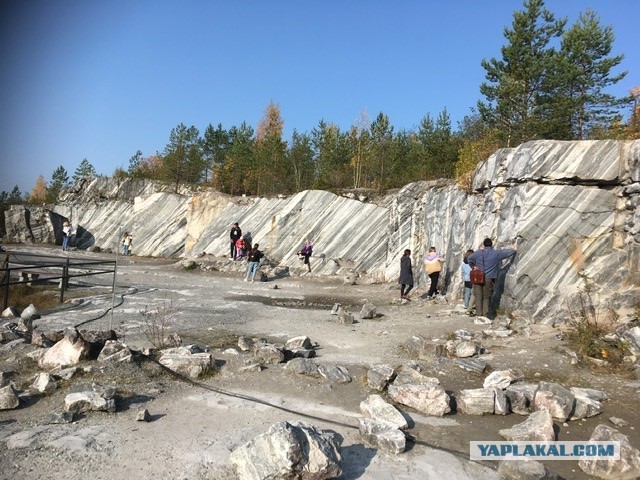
left=423, top=247, right=444, bottom=298
left=230, top=223, right=242, bottom=259
left=297, top=239, right=313, bottom=272
left=468, top=238, right=518, bottom=319
left=461, top=249, right=474, bottom=312
left=245, top=243, right=264, bottom=282
left=123, top=232, right=133, bottom=255
left=62, top=221, right=72, bottom=251
left=122, top=232, right=130, bottom=255
left=399, top=249, right=414, bottom=300
left=235, top=236, right=247, bottom=259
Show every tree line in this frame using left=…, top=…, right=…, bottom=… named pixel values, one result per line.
left=2, top=0, right=639, bottom=220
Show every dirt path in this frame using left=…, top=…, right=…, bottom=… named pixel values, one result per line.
left=1, top=246, right=639, bottom=479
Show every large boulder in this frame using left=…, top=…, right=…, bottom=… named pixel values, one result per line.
left=533, top=382, right=576, bottom=422
left=499, top=411, right=556, bottom=442
left=229, top=421, right=342, bottom=480
left=158, top=347, right=216, bottom=378
left=39, top=330, right=90, bottom=368
left=387, top=383, right=451, bottom=416
left=579, top=424, right=640, bottom=480
left=360, top=394, right=408, bottom=430
left=0, top=385, right=19, bottom=410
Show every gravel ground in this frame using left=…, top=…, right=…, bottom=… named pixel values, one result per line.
left=1, top=245, right=639, bottom=480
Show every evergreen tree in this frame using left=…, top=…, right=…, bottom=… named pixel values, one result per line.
left=72, top=158, right=97, bottom=183
left=311, top=120, right=349, bottom=190
left=220, top=122, right=255, bottom=195
left=387, top=130, right=415, bottom=188
left=432, top=109, right=460, bottom=178
left=478, top=0, right=566, bottom=146
left=287, top=130, right=315, bottom=192
left=48, top=165, right=69, bottom=202
left=415, top=114, right=436, bottom=179
left=160, top=123, right=205, bottom=191
left=127, top=150, right=145, bottom=178
left=8, top=185, right=23, bottom=204
left=369, top=112, right=394, bottom=190
left=203, top=123, right=229, bottom=186
left=557, top=9, right=629, bottom=139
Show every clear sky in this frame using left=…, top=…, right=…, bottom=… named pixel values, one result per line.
left=0, top=0, right=637, bottom=194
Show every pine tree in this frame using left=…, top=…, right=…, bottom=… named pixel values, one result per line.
left=369, top=112, right=393, bottom=190
left=72, top=158, right=97, bottom=183
left=478, top=0, right=566, bottom=146
left=203, top=123, right=229, bottom=187
left=48, top=165, right=69, bottom=202
left=556, top=9, right=629, bottom=139
left=287, top=130, right=314, bottom=192
left=8, top=186, right=23, bottom=204
left=127, top=150, right=145, bottom=178
left=220, top=123, right=254, bottom=195
left=311, top=120, right=349, bottom=190
left=160, top=123, right=205, bottom=191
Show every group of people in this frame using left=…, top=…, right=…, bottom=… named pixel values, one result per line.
left=398, top=246, right=445, bottom=300
left=230, top=222, right=314, bottom=282
left=229, top=223, right=261, bottom=281
left=464, top=238, right=518, bottom=319
left=398, top=238, right=518, bottom=320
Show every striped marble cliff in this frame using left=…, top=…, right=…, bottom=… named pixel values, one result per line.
left=4, top=140, right=638, bottom=323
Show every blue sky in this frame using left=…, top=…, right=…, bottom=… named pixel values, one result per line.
left=0, top=0, right=637, bottom=194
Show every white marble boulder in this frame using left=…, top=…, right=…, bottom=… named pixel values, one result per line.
left=387, top=383, right=451, bottom=416
left=229, top=421, right=342, bottom=480
left=579, top=424, right=640, bottom=480
left=499, top=410, right=556, bottom=442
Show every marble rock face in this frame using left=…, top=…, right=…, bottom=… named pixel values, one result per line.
left=4, top=140, right=639, bottom=324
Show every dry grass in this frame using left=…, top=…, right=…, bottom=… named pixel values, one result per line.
left=3, top=283, right=103, bottom=313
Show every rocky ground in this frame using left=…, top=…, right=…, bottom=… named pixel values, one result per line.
left=1, top=245, right=639, bottom=480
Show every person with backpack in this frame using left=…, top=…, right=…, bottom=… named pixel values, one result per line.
left=467, top=238, right=518, bottom=319
left=244, top=243, right=264, bottom=282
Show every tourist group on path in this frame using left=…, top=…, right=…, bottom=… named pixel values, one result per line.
left=398, top=237, right=518, bottom=321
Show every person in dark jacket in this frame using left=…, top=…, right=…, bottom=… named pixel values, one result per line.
left=467, top=238, right=518, bottom=319
left=399, top=249, right=414, bottom=300
left=245, top=243, right=264, bottom=282
left=230, top=223, right=242, bottom=259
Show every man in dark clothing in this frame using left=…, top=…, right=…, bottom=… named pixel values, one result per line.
left=468, top=238, right=518, bottom=319
left=230, top=223, right=242, bottom=259
left=245, top=243, right=264, bottom=282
